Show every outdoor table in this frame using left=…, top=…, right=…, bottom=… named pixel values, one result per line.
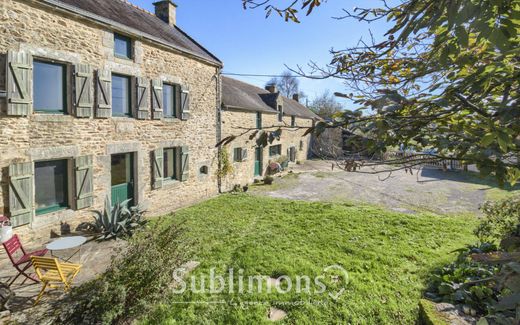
left=46, top=236, right=87, bottom=262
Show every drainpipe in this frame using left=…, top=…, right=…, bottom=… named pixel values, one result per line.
left=215, top=67, right=223, bottom=194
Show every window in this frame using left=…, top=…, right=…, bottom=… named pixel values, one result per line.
left=256, top=112, right=262, bottom=129
left=289, top=147, right=297, bottom=162
left=269, top=144, right=282, bottom=157
left=114, top=33, right=132, bottom=59
left=164, top=147, right=179, bottom=181
left=278, top=105, right=283, bottom=122
left=35, top=160, right=69, bottom=215
left=199, top=166, right=209, bottom=175
left=33, top=60, right=66, bottom=113
left=234, top=148, right=243, bottom=162
left=299, top=140, right=304, bottom=151
left=112, top=74, right=131, bottom=117
left=163, top=83, right=179, bottom=118
left=291, top=116, right=296, bottom=127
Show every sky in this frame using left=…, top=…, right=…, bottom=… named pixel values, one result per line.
left=129, top=0, right=390, bottom=107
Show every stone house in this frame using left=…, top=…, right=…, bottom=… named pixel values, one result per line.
left=221, top=77, right=319, bottom=189
left=0, top=0, right=223, bottom=240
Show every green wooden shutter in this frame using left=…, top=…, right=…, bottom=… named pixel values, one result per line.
left=96, top=69, right=112, bottom=118
left=8, top=162, right=34, bottom=227
left=136, top=77, right=150, bottom=120
left=180, top=85, right=190, bottom=120
left=74, top=64, right=93, bottom=118
left=153, top=148, right=164, bottom=189
left=180, top=146, right=189, bottom=182
left=6, top=51, right=33, bottom=116
left=75, top=155, right=94, bottom=210
left=151, top=79, right=163, bottom=120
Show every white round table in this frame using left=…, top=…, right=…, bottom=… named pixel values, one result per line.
left=46, top=236, right=87, bottom=262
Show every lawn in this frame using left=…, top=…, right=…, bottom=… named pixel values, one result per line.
left=137, top=194, right=478, bottom=324
left=460, top=171, right=520, bottom=201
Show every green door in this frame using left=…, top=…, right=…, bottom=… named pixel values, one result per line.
left=111, top=153, right=134, bottom=206
left=254, top=147, right=262, bottom=177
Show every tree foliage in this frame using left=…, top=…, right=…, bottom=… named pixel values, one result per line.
left=309, top=90, right=343, bottom=119
left=244, top=0, right=520, bottom=186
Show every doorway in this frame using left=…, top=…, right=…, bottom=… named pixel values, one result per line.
left=111, top=153, right=134, bottom=206
left=254, top=147, right=263, bottom=177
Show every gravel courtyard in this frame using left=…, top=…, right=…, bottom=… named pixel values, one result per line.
left=251, top=160, right=519, bottom=215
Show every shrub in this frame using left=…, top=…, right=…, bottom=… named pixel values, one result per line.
left=263, top=175, right=274, bottom=185
left=92, top=195, right=146, bottom=241
left=275, top=155, right=288, bottom=164
left=475, top=196, right=520, bottom=243
left=216, top=146, right=234, bottom=178
left=60, top=219, right=187, bottom=324
left=426, top=243, right=500, bottom=315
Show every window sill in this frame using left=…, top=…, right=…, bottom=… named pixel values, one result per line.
left=162, top=117, right=181, bottom=123
left=112, top=116, right=134, bottom=120
left=36, top=205, right=69, bottom=216
left=114, top=54, right=134, bottom=62
left=163, top=179, right=181, bottom=189
left=32, top=114, right=72, bottom=122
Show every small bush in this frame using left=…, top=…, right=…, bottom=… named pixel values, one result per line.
left=263, top=175, right=274, bottom=185
left=92, top=196, right=146, bottom=241
left=60, top=219, right=187, bottom=324
left=475, top=196, right=520, bottom=243
left=426, top=243, right=500, bottom=315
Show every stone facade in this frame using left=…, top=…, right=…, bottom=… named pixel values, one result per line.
left=0, top=0, right=220, bottom=241
left=220, top=108, right=313, bottom=190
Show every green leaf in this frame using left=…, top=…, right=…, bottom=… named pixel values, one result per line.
left=497, top=132, right=510, bottom=152
left=481, top=133, right=495, bottom=147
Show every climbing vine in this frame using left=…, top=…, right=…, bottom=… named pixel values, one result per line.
left=217, top=145, right=234, bottom=179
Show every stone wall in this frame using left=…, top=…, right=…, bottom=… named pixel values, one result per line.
left=0, top=0, right=220, bottom=242
left=220, top=109, right=313, bottom=190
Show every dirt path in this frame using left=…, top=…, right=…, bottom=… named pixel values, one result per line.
left=251, top=160, right=497, bottom=215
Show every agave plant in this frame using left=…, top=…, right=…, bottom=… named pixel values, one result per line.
left=92, top=195, right=146, bottom=240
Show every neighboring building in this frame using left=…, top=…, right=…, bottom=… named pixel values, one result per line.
left=0, top=0, right=222, bottom=239
left=221, top=77, right=319, bottom=189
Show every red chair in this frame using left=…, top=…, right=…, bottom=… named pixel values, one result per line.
left=2, top=234, right=48, bottom=286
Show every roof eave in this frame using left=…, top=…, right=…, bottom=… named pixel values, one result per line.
left=223, top=105, right=277, bottom=114
left=35, top=0, right=223, bottom=68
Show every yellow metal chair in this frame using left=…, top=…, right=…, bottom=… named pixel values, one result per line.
left=30, top=256, right=82, bottom=305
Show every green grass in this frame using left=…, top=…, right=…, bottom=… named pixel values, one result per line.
left=459, top=171, right=520, bottom=201
left=139, top=194, right=478, bottom=324
left=251, top=172, right=300, bottom=191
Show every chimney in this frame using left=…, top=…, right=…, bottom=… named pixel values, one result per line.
left=292, top=94, right=299, bottom=102
left=265, top=84, right=277, bottom=93
left=153, top=1, right=177, bottom=26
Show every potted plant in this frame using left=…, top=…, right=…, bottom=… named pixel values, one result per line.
left=276, top=155, right=289, bottom=169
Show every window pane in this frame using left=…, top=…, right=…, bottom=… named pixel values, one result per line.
left=111, top=153, right=133, bottom=186
left=270, top=145, right=281, bottom=157
left=234, top=148, right=242, bottom=162
left=35, top=160, right=68, bottom=214
left=163, top=84, right=175, bottom=117
left=34, top=60, right=65, bottom=113
left=114, top=34, right=132, bottom=59
left=112, top=75, right=131, bottom=116
left=163, top=148, right=177, bottom=180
